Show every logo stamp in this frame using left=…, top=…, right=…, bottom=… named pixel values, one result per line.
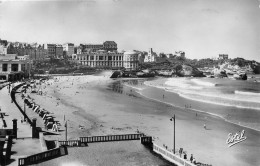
left=226, top=130, right=247, bottom=147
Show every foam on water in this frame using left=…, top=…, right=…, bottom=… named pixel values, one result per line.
left=145, top=77, right=260, bottom=110
left=235, top=90, right=260, bottom=96
left=136, top=90, right=260, bottom=132
left=191, top=79, right=216, bottom=87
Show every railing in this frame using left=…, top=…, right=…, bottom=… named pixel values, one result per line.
left=59, top=140, right=81, bottom=147
left=18, top=146, right=67, bottom=166
left=153, top=143, right=197, bottom=166
left=0, top=129, right=14, bottom=136
left=11, top=83, right=33, bottom=126
left=80, top=133, right=144, bottom=143
left=140, top=136, right=152, bottom=144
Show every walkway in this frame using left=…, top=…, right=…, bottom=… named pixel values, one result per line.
left=0, top=82, right=42, bottom=166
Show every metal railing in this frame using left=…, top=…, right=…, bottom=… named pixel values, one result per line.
left=18, top=146, right=67, bottom=166
left=59, top=140, right=81, bottom=147
left=80, top=133, right=144, bottom=143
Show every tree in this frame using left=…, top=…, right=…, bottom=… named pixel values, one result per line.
left=159, top=52, right=166, bottom=58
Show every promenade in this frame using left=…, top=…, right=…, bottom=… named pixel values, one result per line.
left=1, top=80, right=174, bottom=166
left=0, top=82, right=42, bottom=166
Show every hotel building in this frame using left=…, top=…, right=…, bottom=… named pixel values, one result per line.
left=72, top=50, right=138, bottom=70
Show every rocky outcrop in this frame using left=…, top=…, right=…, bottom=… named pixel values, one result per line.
left=213, top=70, right=228, bottom=78
left=175, top=65, right=205, bottom=77
left=251, top=64, right=260, bottom=74
left=110, top=71, right=123, bottom=78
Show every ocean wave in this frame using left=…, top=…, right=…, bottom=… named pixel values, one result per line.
left=191, top=79, right=216, bottom=87
left=235, top=90, right=260, bottom=96
left=136, top=91, right=260, bottom=132
left=178, top=93, right=260, bottom=110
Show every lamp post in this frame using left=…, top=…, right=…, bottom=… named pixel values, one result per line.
left=65, top=120, right=67, bottom=141
left=24, top=100, right=26, bottom=121
left=170, top=115, right=175, bottom=154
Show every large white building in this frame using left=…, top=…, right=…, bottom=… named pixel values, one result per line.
left=123, top=51, right=139, bottom=70
left=144, top=48, right=156, bottom=62
left=72, top=50, right=139, bottom=70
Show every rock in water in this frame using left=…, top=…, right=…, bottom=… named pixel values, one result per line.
left=110, top=71, right=122, bottom=78
left=176, top=64, right=205, bottom=77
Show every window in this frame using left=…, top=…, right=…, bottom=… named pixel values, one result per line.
left=2, top=64, right=8, bottom=71
left=99, top=56, right=103, bottom=60
left=108, top=56, right=112, bottom=60
left=11, top=64, right=19, bottom=71
left=21, top=64, right=25, bottom=71
left=90, top=56, right=94, bottom=60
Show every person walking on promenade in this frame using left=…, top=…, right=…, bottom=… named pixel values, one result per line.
left=184, top=153, right=187, bottom=160
left=204, top=123, right=207, bottom=130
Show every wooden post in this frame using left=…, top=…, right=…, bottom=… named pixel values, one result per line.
left=12, top=119, right=17, bottom=139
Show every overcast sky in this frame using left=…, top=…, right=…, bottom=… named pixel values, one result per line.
left=0, top=0, right=259, bottom=61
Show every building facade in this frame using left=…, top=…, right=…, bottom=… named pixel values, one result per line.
left=63, top=43, right=74, bottom=58
left=55, top=45, right=63, bottom=58
left=103, top=41, right=117, bottom=52
left=72, top=50, right=138, bottom=70
left=0, top=54, right=31, bottom=81
left=73, top=52, right=124, bottom=68
left=0, top=44, right=7, bottom=55
left=144, top=48, right=156, bottom=62
left=219, top=54, right=228, bottom=60
left=174, top=51, right=185, bottom=57
left=44, top=44, right=56, bottom=58
left=123, top=51, right=139, bottom=70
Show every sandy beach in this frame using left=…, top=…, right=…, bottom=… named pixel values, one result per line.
left=15, top=72, right=260, bottom=166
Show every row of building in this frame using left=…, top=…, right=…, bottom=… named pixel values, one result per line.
left=0, top=37, right=189, bottom=81
left=0, top=39, right=119, bottom=60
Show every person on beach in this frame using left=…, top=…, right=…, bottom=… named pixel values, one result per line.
left=204, top=124, right=206, bottom=129
left=190, top=154, right=193, bottom=163
left=163, top=94, right=164, bottom=99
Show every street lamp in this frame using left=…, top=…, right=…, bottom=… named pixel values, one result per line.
left=170, top=115, right=175, bottom=154
left=24, top=99, right=26, bottom=121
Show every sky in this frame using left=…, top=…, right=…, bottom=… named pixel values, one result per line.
left=0, top=0, right=259, bottom=61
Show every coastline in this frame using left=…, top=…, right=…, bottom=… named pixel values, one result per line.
left=141, top=77, right=260, bottom=132
left=16, top=74, right=260, bottom=166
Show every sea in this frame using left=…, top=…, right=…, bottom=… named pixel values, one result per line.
left=121, top=74, right=260, bottom=131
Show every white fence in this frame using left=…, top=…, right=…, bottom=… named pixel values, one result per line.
left=153, top=143, right=196, bottom=166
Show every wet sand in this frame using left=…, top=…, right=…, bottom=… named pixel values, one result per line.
left=21, top=73, right=260, bottom=166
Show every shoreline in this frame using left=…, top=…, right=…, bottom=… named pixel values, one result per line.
left=137, top=89, right=260, bottom=133
left=17, top=74, right=260, bottom=166
left=141, top=78, right=260, bottom=132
